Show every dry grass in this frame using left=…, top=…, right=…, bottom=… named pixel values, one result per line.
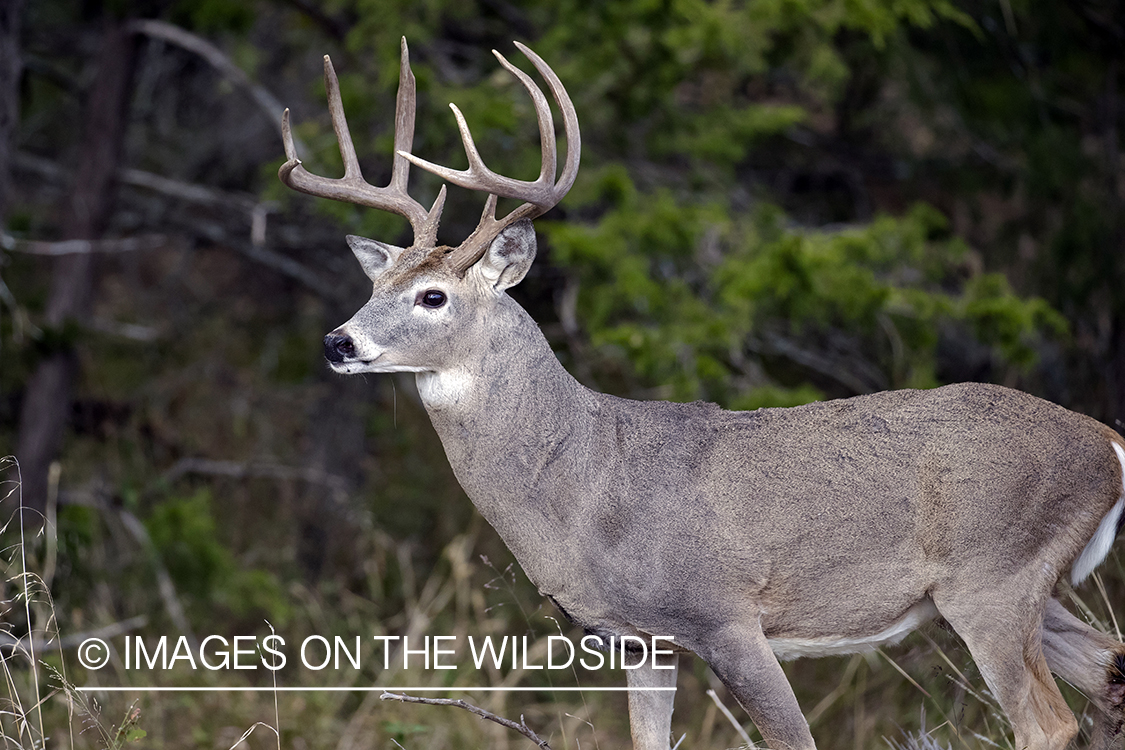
left=2, top=448, right=1122, bottom=750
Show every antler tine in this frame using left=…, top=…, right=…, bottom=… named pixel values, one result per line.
left=401, top=51, right=558, bottom=199
left=493, top=49, right=556, bottom=186
left=278, top=43, right=445, bottom=247
left=397, top=43, right=580, bottom=275
left=390, top=37, right=415, bottom=194
left=282, top=108, right=298, bottom=161
left=324, top=55, right=363, bottom=181
left=514, top=41, right=580, bottom=198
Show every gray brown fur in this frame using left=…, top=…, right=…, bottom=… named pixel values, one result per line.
left=282, top=43, right=1125, bottom=750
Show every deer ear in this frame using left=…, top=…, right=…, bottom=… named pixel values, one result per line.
left=347, top=235, right=403, bottom=280
left=472, top=219, right=537, bottom=291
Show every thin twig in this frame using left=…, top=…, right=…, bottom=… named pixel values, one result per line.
left=14, top=152, right=259, bottom=212
left=227, top=721, right=279, bottom=750
left=706, top=688, right=755, bottom=749
left=16, top=458, right=47, bottom=748
left=876, top=647, right=932, bottom=698
left=380, top=691, right=552, bottom=749
left=805, top=653, right=862, bottom=726
left=239, top=241, right=336, bottom=298
left=0, top=269, right=39, bottom=340
left=1091, top=572, right=1122, bottom=642
left=917, top=631, right=970, bottom=686
left=121, top=167, right=259, bottom=211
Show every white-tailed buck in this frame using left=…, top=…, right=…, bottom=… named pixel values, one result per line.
left=280, top=39, right=1125, bottom=750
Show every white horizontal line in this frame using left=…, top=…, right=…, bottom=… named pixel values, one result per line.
left=76, top=686, right=677, bottom=693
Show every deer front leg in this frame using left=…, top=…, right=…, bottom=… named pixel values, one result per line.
left=694, top=623, right=816, bottom=750
left=626, top=652, right=679, bottom=750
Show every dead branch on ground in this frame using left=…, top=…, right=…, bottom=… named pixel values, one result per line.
left=380, top=691, right=552, bottom=749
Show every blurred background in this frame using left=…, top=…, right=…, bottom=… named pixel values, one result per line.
left=1, top=0, right=1123, bottom=748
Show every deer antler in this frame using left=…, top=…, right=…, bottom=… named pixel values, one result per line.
left=399, top=42, right=581, bottom=275
left=279, top=38, right=446, bottom=247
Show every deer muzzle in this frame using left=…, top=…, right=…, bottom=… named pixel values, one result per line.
left=323, top=331, right=355, bottom=363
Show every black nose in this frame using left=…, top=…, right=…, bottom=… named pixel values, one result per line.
left=324, top=332, right=356, bottom=363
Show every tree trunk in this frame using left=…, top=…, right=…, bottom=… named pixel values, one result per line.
left=0, top=0, right=21, bottom=221
left=15, top=22, right=138, bottom=516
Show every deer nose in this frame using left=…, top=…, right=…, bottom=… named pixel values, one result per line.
left=324, top=332, right=356, bottom=363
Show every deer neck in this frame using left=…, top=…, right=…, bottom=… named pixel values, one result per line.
left=415, top=294, right=596, bottom=578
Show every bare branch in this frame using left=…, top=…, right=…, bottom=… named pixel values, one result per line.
left=120, top=167, right=260, bottom=212
left=88, top=318, right=162, bottom=342
left=12, top=152, right=336, bottom=298
left=2, top=233, right=169, bottom=255
left=127, top=19, right=297, bottom=148
left=11, top=150, right=64, bottom=181
left=238, top=241, right=336, bottom=299
left=0, top=268, right=38, bottom=341
left=162, top=458, right=349, bottom=503
left=380, top=691, right=552, bottom=749
left=0, top=615, right=147, bottom=655
left=14, top=152, right=260, bottom=212
left=749, top=331, right=887, bottom=395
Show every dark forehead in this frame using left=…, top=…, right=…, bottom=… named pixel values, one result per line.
left=384, top=245, right=457, bottom=285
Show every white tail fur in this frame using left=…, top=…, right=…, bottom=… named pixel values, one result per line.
left=1071, top=442, right=1125, bottom=585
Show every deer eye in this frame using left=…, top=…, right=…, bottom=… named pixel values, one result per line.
left=419, top=290, right=446, bottom=308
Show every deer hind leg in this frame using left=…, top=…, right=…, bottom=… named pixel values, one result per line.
left=1041, top=598, right=1125, bottom=750
left=692, top=622, right=816, bottom=750
left=934, top=590, right=1078, bottom=750
left=625, top=652, right=679, bottom=750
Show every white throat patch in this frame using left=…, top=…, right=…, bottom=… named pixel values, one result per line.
left=417, top=368, right=475, bottom=407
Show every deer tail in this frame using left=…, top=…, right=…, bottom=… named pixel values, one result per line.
left=1071, top=442, right=1125, bottom=586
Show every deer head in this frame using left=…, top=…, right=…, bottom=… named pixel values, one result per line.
left=278, top=39, right=579, bottom=376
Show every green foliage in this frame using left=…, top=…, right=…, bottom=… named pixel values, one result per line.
left=380, top=720, right=429, bottom=744
left=145, top=490, right=289, bottom=624
left=961, top=273, right=1066, bottom=366
left=291, top=0, right=985, bottom=238
left=169, top=0, right=256, bottom=34
left=546, top=186, right=1063, bottom=405
left=898, top=0, right=1125, bottom=342
left=734, top=383, right=825, bottom=410
left=652, top=102, right=808, bottom=164
left=112, top=706, right=147, bottom=747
